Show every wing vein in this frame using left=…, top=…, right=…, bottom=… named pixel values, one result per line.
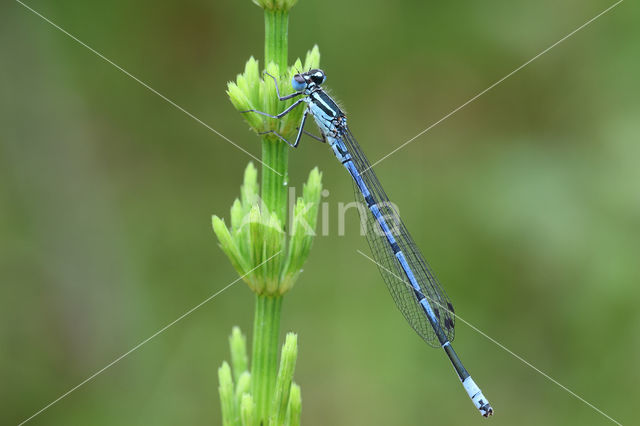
left=341, top=125, right=455, bottom=346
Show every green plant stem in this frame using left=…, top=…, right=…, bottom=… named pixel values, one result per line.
left=261, top=139, right=289, bottom=224
left=252, top=7, right=290, bottom=424
left=251, top=294, right=283, bottom=422
left=264, top=9, right=288, bottom=72
left=261, top=8, right=290, bottom=224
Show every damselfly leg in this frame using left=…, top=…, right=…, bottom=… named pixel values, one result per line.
left=241, top=97, right=305, bottom=119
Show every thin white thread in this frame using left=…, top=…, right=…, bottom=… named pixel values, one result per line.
left=364, top=1, right=624, bottom=173
left=15, top=0, right=283, bottom=177
left=18, top=252, right=282, bottom=425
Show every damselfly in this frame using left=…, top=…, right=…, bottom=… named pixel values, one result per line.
left=243, top=69, right=493, bottom=417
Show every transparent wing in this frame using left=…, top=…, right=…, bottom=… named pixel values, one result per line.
left=341, top=126, right=455, bottom=347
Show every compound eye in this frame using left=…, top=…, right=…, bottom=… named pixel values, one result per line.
left=292, top=74, right=306, bottom=91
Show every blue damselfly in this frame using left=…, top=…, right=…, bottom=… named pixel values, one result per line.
left=243, top=69, right=493, bottom=417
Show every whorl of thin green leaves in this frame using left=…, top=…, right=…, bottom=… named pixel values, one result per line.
left=227, top=46, right=321, bottom=143
left=212, top=162, right=322, bottom=295
left=219, top=327, right=302, bottom=426
left=252, top=0, right=299, bottom=11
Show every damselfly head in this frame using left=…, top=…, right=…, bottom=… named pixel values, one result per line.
left=292, top=69, right=326, bottom=91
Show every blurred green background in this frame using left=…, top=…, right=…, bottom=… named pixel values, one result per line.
left=2, top=0, right=639, bottom=424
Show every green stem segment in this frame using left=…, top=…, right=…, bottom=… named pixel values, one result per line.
left=261, top=140, right=289, bottom=224
left=264, top=10, right=289, bottom=72
left=251, top=294, right=283, bottom=422
left=261, top=9, right=290, bottom=224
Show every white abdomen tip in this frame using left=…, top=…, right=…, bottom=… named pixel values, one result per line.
left=462, top=376, right=493, bottom=417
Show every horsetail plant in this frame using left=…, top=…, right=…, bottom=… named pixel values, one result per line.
left=212, top=0, right=322, bottom=424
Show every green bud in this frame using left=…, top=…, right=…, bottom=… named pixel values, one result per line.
left=240, top=393, right=257, bottom=426
left=230, top=327, right=249, bottom=381
left=241, top=162, right=259, bottom=208
left=212, top=216, right=251, bottom=281
left=252, top=0, right=299, bottom=11
left=270, top=333, right=298, bottom=426
left=213, top=163, right=289, bottom=295
left=227, top=47, right=321, bottom=146
left=280, top=168, right=323, bottom=293
left=235, top=371, right=252, bottom=408
left=218, top=362, right=236, bottom=426
left=303, top=45, right=320, bottom=71
left=213, top=163, right=321, bottom=296
left=286, top=383, right=302, bottom=426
